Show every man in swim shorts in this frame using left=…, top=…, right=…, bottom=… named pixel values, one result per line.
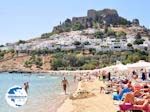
left=61, top=77, right=69, bottom=95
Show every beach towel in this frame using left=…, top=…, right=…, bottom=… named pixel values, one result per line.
left=119, top=103, right=133, bottom=111
left=119, top=104, right=150, bottom=112
left=113, top=88, right=131, bottom=100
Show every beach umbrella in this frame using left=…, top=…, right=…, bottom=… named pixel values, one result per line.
left=101, top=65, right=116, bottom=71
left=115, top=63, right=128, bottom=71
left=145, top=66, right=150, bottom=72
left=112, top=64, right=128, bottom=76
left=127, top=60, right=150, bottom=68
left=126, top=60, right=150, bottom=75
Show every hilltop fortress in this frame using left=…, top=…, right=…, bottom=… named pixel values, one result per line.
left=53, top=9, right=139, bottom=33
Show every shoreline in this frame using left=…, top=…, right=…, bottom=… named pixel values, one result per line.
left=0, top=68, right=116, bottom=112
left=0, top=69, right=98, bottom=74
left=0, top=69, right=50, bottom=74
left=53, top=80, right=78, bottom=112
left=0, top=72, right=78, bottom=112
left=56, top=79, right=116, bottom=112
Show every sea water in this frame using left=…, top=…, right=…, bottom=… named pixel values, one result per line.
left=0, top=73, right=76, bottom=112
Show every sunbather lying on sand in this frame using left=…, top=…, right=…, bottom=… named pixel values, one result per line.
left=123, top=91, right=150, bottom=106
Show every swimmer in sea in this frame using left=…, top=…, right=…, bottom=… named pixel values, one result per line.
left=61, top=77, right=69, bottom=95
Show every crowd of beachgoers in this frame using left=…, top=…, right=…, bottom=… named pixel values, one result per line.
left=1, top=60, right=149, bottom=112
left=99, top=69, right=150, bottom=112
left=58, top=61, right=150, bottom=112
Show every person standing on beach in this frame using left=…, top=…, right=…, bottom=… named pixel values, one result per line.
left=61, top=77, right=69, bottom=95
left=23, top=82, right=29, bottom=94
left=108, top=72, right=111, bottom=81
left=141, top=69, right=147, bottom=81
left=88, top=75, right=91, bottom=81
left=102, top=71, right=106, bottom=83
left=74, top=75, right=76, bottom=82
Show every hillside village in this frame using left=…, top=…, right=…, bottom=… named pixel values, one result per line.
left=2, top=26, right=149, bottom=52
left=0, top=9, right=150, bottom=72
left=0, top=9, right=150, bottom=53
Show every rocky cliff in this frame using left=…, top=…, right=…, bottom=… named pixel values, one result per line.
left=52, top=9, right=138, bottom=33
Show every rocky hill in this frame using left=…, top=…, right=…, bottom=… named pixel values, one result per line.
left=52, top=9, right=138, bottom=33
left=0, top=8, right=150, bottom=72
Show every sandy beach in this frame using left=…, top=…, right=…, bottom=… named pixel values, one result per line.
left=57, top=79, right=116, bottom=112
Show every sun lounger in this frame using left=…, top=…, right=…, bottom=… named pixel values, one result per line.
left=119, top=103, right=150, bottom=112
left=113, top=88, right=131, bottom=100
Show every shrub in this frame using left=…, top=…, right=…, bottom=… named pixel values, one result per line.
left=82, top=63, right=95, bottom=70
left=72, top=23, right=84, bottom=31
left=73, top=41, right=81, bottom=46
left=51, top=58, right=65, bottom=70
left=127, top=43, right=133, bottom=47
left=17, top=40, right=26, bottom=45
left=107, top=29, right=116, bottom=36
left=83, top=41, right=90, bottom=45
left=41, top=32, right=54, bottom=39
left=119, top=18, right=130, bottom=25
left=116, top=31, right=126, bottom=37
left=24, top=61, right=32, bottom=68
left=0, top=45, right=4, bottom=47
left=94, top=31, right=104, bottom=39
left=35, top=57, right=43, bottom=67
left=89, top=48, right=96, bottom=55
left=0, top=51, right=5, bottom=59
left=24, top=56, right=43, bottom=68
left=134, top=39, right=145, bottom=45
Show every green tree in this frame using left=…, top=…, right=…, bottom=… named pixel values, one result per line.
left=127, top=43, right=133, bottom=48
left=94, top=31, right=104, bottom=39
left=72, top=23, right=84, bottom=31
left=76, top=56, right=85, bottom=66
left=35, top=57, right=43, bottom=67
left=73, top=41, right=81, bottom=46
left=0, top=51, right=5, bottom=59
left=17, top=40, right=26, bottom=45
left=82, top=63, right=95, bottom=70
left=89, top=48, right=96, bottom=55
left=83, top=41, right=90, bottom=45
left=119, top=18, right=130, bottom=25
left=134, top=39, right=145, bottom=45
left=24, top=61, right=32, bottom=68
left=116, top=31, right=126, bottom=37
left=107, top=29, right=116, bottom=36
left=67, top=55, right=77, bottom=67
left=51, top=58, right=65, bottom=70
left=0, top=45, right=4, bottom=47
left=41, top=32, right=54, bottom=39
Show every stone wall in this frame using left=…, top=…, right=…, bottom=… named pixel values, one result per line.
left=52, top=8, right=132, bottom=33
left=72, top=17, right=88, bottom=27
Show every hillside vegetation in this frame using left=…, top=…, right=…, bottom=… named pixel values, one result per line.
left=0, top=8, right=150, bottom=71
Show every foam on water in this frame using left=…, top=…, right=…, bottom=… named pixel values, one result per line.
left=50, top=76, right=59, bottom=79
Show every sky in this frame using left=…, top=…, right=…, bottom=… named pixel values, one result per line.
left=0, top=0, right=150, bottom=45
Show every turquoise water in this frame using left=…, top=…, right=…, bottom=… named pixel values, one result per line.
left=0, top=73, right=76, bottom=112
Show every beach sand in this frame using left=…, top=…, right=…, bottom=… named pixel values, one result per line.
left=57, top=79, right=116, bottom=112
